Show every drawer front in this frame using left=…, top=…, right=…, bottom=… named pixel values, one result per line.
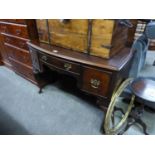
left=0, top=23, right=29, bottom=39
left=39, top=53, right=81, bottom=75
left=3, top=35, right=29, bottom=50
left=5, top=43, right=32, bottom=66
left=9, top=58, right=35, bottom=81
left=0, top=19, right=26, bottom=24
left=82, top=67, right=112, bottom=97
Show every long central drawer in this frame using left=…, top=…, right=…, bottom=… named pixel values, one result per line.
left=39, top=53, right=81, bottom=75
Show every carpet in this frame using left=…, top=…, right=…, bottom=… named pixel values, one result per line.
left=0, top=51, right=155, bottom=135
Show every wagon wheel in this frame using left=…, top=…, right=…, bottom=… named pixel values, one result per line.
left=104, top=78, right=135, bottom=135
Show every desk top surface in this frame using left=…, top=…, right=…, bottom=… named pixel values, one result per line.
left=28, top=41, right=133, bottom=71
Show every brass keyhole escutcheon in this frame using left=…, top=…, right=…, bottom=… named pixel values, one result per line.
left=41, top=55, right=47, bottom=61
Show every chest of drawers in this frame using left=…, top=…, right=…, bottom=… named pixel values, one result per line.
left=0, top=19, right=40, bottom=84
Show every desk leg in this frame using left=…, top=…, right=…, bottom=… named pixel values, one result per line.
left=96, top=97, right=108, bottom=112
left=38, top=87, right=43, bottom=94
left=34, top=71, right=58, bottom=94
left=96, top=98, right=109, bottom=134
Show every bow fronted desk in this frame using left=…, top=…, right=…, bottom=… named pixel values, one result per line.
left=28, top=41, right=133, bottom=111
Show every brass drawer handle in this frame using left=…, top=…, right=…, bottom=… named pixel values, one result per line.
left=16, top=29, right=21, bottom=35
left=5, top=38, right=10, bottom=42
left=41, top=55, right=47, bottom=61
left=1, top=26, right=7, bottom=32
left=90, top=79, right=100, bottom=89
left=64, top=63, right=72, bottom=71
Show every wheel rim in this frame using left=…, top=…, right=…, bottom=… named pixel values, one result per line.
left=104, top=78, right=135, bottom=135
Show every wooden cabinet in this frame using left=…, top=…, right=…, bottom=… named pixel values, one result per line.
left=36, top=19, right=137, bottom=59
left=0, top=19, right=39, bottom=84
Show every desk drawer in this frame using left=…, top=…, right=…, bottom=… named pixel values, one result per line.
left=0, top=23, right=29, bottom=39
left=39, top=53, right=81, bottom=75
left=3, top=35, right=29, bottom=50
left=5, top=43, right=32, bottom=66
left=82, top=67, right=112, bottom=97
